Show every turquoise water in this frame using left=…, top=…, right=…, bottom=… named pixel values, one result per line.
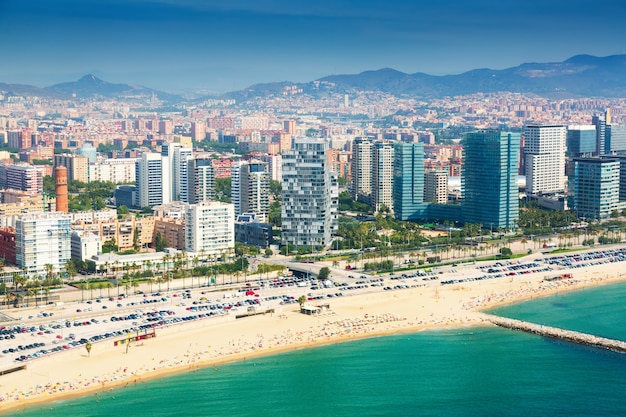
left=11, top=282, right=626, bottom=417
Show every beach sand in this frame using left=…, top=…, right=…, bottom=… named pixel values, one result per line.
left=1, top=252, right=625, bottom=414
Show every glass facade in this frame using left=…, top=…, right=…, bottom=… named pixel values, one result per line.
left=462, top=130, right=520, bottom=230
left=393, top=142, right=425, bottom=221
left=572, top=158, right=619, bottom=219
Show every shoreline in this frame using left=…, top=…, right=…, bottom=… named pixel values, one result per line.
left=1, top=260, right=626, bottom=414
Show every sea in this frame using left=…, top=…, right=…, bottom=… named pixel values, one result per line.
left=11, top=281, right=626, bottom=417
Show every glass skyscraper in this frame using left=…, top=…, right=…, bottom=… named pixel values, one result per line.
left=462, top=130, right=520, bottom=230
left=393, top=142, right=425, bottom=221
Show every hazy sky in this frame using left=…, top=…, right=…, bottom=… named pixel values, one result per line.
left=1, top=0, right=626, bottom=93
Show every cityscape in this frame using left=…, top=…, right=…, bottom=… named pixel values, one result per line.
left=2, top=1, right=626, bottom=415
left=0, top=72, right=625, bottom=281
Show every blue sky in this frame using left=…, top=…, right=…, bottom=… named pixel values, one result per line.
left=1, top=0, right=625, bottom=93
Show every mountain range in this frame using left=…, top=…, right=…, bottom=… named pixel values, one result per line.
left=2, top=55, right=626, bottom=102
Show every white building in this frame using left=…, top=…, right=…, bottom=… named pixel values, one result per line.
left=71, top=230, right=102, bottom=262
left=187, top=157, right=215, bottom=204
left=135, top=152, right=169, bottom=208
left=16, top=212, right=71, bottom=277
left=282, top=138, right=338, bottom=247
left=184, top=201, right=234, bottom=256
left=231, top=160, right=269, bottom=222
left=90, top=158, right=138, bottom=183
left=524, top=125, right=566, bottom=195
left=258, top=154, right=282, bottom=182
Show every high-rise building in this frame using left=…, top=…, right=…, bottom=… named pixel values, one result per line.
left=184, top=201, right=234, bottom=256
left=606, top=124, right=626, bottom=154
left=372, top=141, right=395, bottom=212
left=425, top=170, right=448, bottom=204
left=282, top=138, right=338, bottom=247
left=191, top=121, right=206, bottom=141
left=393, top=142, right=425, bottom=221
left=16, top=212, right=71, bottom=277
left=462, top=130, right=520, bottom=230
left=523, top=125, right=566, bottom=195
left=571, top=157, right=620, bottom=219
left=592, top=111, right=609, bottom=155
left=53, top=154, right=89, bottom=183
left=160, top=143, right=193, bottom=202
left=567, top=125, right=596, bottom=157
left=350, top=137, right=373, bottom=204
left=231, top=160, right=270, bottom=222
left=135, top=153, right=167, bottom=208
left=5, top=164, right=43, bottom=195
left=187, top=157, right=215, bottom=204
left=258, top=154, right=282, bottom=182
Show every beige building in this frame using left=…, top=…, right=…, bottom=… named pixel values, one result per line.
left=424, top=171, right=449, bottom=204
left=153, top=217, right=186, bottom=250
left=54, top=154, right=89, bottom=183
left=73, top=216, right=155, bottom=252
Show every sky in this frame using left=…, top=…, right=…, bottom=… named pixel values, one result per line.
left=1, top=0, right=626, bottom=93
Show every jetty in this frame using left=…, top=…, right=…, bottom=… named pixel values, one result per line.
left=482, top=314, right=626, bottom=354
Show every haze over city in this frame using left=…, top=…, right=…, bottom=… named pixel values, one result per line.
left=1, top=0, right=626, bottom=93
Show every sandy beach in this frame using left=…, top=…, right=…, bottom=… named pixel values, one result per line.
left=1, top=249, right=625, bottom=415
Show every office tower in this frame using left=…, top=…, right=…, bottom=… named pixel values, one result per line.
left=16, top=212, right=71, bottom=277
left=425, top=170, right=448, bottom=204
left=606, top=124, right=626, bottom=154
left=393, top=142, right=425, bottom=221
left=372, top=141, right=395, bottom=212
left=5, top=164, right=43, bottom=194
left=135, top=153, right=167, bottom=208
left=231, top=160, right=269, bottom=222
left=567, top=125, right=596, bottom=157
left=53, top=154, right=89, bottom=183
left=462, top=130, right=520, bottom=230
left=184, top=201, right=234, bottom=256
left=523, top=125, right=566, bottom=195
left=191, top=121, right=206, bottom=141
left=55, top=166, right=69, bottom=213
left=187, top=157, right=215, bottom=204
left=350, top=137, right=373, bottom=203
left=282, top=138, right=338, bottom=247
left=571, top=157, right=619, bottom=219
left=592, top=112, right=609, bottom=155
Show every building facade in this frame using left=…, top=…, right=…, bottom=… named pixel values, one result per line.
left=571, top=157, right=620, bottom=219
left=135, top=153, right=167, bottom=208
left=231, top=160, right=270, bottom=222
left=184, top=201, right=235, bottom=255
left=462, top=130, right=520, bottom=230
left=523, top=124, right=566, bottom=195
left=393, top=142, right=425, bottom=221
left=16, top=212, right=72, bottom=277
left=187, top=157, right=215, bottom=204
left=424, top=170, right=448, bottom=204
left=282, top=138, right=338, bottom=247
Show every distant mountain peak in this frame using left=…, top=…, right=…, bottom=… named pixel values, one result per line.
left=78, top=74, right=102, bottom=83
